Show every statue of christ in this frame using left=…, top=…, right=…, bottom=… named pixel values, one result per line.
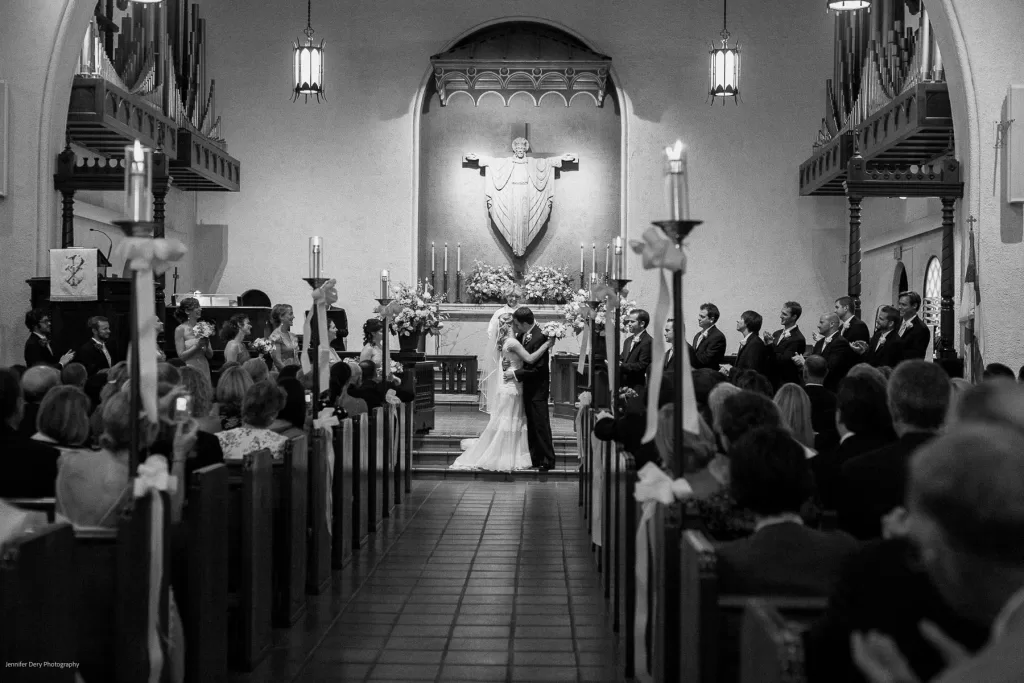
left=464, top=137, right=578, bottom=257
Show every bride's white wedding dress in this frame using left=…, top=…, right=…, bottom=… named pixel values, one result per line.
left=450, top=338, right=532, bottom=472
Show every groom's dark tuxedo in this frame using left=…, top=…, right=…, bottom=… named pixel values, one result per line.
left=514, top=324, right=556, bottom=469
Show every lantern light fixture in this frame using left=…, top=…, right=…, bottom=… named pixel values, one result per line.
left=827, top=0, right=871, bottom=10
left=708, top=0, right=740, bottom=104
left=293, top=0, right=325, bottom=103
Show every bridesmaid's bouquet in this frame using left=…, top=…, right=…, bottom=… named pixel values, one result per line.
left=540, top=322, right=568, bottom=340
left=192, top=321, right=215, bottom=339
left=251, top=338, right=274, bottom=356
left=389, top=360, right=404, bottom=376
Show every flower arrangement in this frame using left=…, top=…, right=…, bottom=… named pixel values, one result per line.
left=385, top=281, right=448, bottom=337
left=251, top=338, right=274, bottom=356
left=540, top=321, right=569, bottom=340
left=618, top=386, right=639, bottom=401
left=465, top=261, right=516, bottom=303
left=522, top=265, right=574, bottom=304
left=559, top=290, right=638, bottom=335
left=389, top=360, right=404, bottom=376
left=192, top=321, right=215, bottom=339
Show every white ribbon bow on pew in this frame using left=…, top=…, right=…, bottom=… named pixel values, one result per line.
left=576, top=305, right=594, bottom=376
left=591, top=283, right=627, bottom=401
left=302, top=279, right=339, bottom=392
left=628, top=227, right=700, bottom=444
left=133, top=455, right=179, bottom=683
left=313, top=407, right=340, bottom=536
left=574, top=391, right=592, bottom=463
left=113, top=237, right=187, bottom=423
left=633, top=462, right=692, bottom=681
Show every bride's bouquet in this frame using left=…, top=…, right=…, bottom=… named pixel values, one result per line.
left=540, top=321, right=568, bottom=340
left=192, top=321, right=215, bottom=339
left=389, top=359, right=404, bottom=376
left=251, top=338, right=274, bottom=356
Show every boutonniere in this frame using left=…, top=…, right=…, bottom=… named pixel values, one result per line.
left=525, top=333, right=533, bottom=344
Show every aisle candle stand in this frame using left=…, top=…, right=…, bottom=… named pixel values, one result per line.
left=303, top=236, right=329, bottom=414
left=455, top=243, right=462, bottom=303
left=609, top=237, right=630, bottom=418
left=377, top=270, right=392, bottom=382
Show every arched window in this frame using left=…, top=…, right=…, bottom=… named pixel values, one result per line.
left=923, top=257, right=941, bottom=327
left=893, top=262, right=909, bottom=302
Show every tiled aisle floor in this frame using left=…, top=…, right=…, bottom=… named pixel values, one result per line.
left=254, top=480, right=622, bottom=683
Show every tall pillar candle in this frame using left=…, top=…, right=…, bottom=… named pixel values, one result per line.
left=611, top=237, right=625, bottom=279
left=457, top=244, right=461, bottom=272
left=604, top=243, right=610, bottom=276
left=380, top=269, right=389, bottom=299
left=124, top=140, right=153, bottom=222
left=444, top=244, right=449, bottom=273
left=431, top=242, right=435, bottom=272
left=591, top=243, right=596, bottom=274
left=665, top=139, right=690, bottom=220
left=309, top=236, right=323, bottom=278
left=580, top=244, right=585, bottom=275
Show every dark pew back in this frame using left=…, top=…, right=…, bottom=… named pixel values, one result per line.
left=272, top=432, right=309, bottom=626
left=741, top=599, right=810, bottom=683
left=331, top=419, right=354, bottom=569
left=616, top=450, right=637, bottom=678
left=0, top=521, right=76, bottom=682
left=352, top=416, right=369, bottom=549
left=368, top=407, right=384, bottom=533
left=308, top=427, right=333, bottom=591
left=403, top=402, right=414, bottom=495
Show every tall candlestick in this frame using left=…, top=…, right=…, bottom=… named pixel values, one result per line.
left=124, top=140, right=153, bottom=222
left=611, top=237, right=625, bottom=279
left=380, top=269, right=389, bottom=299
left=457, top=243, right=461, bottom=272
left=665, top=139, right=690, bottom=220
left=591, top=242, right=596, bottom=274
left=309, top=236, right=323, bottom=279
left=431, top=242, right=435, bottom=272
left=580, top=244, right=584, bottom=274
left=444, top=243, right=449, bottom=273
left=604, top=243, right=610, bottom=276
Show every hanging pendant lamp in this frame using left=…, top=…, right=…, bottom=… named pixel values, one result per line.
left=708, top=0, right=740, bottom=103
left=827, top=0, right=871, bottom=10
left=293, top=0, right=325, bottom=102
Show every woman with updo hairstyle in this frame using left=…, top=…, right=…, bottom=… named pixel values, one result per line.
left=215, top=365, right=254, bottom=430
left=217, top=381, right=289, bottom=459
left=174, top=297, right=212, bottom=384
left=32, top=385, right=91, bottom=451
left=220, top=313, right=252, bottom=365
left=359, top=318, right=385, bottom=374
left=268, top=304, right=298, bottom=371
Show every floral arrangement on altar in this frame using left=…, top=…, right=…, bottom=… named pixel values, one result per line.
left=559, top=289, right=638, bottom=335
left=465, top=262, right=516, bottom=303
left=540, top=321, right=569, bottom=340
left=192, top=321, right=215, bottom=339
left=250, top=338, right=274, bottom=356
left=384, top=281, right=447, bottom=337
left=522, top=266, right=574, bottom=304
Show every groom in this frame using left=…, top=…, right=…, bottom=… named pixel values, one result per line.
left=503, top=307, right=556, bottom=471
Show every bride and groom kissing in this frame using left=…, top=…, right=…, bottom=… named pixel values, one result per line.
left=450, top=307, right=558, bottom=473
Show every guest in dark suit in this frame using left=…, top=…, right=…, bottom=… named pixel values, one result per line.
left=731, top=310, right=770, bottom=379
left=850, top=305, right=905, bottom=368
left=896, top=291, right=931, bottom=360
left=802, top=355, right=839, bottom=452
left=593, top=394, right=661, bottom=469
left=835, top=296, right=871, bottom=344
left=798, top=313, right=856, bottom=392
left=716, top=426, right=859, bottom=596
left=76, top=316, right=119, bottom=377
left=620, top=309, right=653, bottom=391
left=836, top=360, right=949, bottom=540
left=658, top=317, right=678, bottom=407
left=690, top=303, right=726, bottom=371
left=0, top=367, right=62, bottom=498
left=23, top=308, right=75, bottom=369
left=763, top=301, right=807, bottom=389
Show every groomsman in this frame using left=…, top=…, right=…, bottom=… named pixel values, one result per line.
left=731, top=310, right=770, bottom=378
left=763, top=301, right=807, bottom=388
left=850, top=305, right=905, bottom=368
left=795, top=313, right=855, bottom=392
left=76, top=316, right=118, bottom=377
left=896, top=290, right=931, bottom=360
left=23, top=308, right=75, bottom=368
left=835, top=296, right=870, bottom=344
left=660, top=317, right=677, bottom=407
left=620, top=309, right=653, bottom=391
left=690, top=303, right=726, bottom=372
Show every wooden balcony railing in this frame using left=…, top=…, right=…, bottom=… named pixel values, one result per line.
left=425, top=355, right=478, bottom=395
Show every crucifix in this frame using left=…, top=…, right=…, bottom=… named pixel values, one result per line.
left=463, top=123, right=579, bottom=258
left=172, top=267, right=180, bottom=297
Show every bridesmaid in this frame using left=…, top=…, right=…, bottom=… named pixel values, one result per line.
left=359, top=318, right=385, bottom=373
left=269, top=304, right=299, bottom=371
left=220, top=314, right=252, bottom=365
left=174, top=297, right=212, bottom=383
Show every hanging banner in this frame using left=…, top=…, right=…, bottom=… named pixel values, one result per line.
left=49, top=248, right=98, bottom=301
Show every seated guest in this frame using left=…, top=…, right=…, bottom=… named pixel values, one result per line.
left=242, top=357, right=269, bottom=384
left=158, top=362, right=181, bottom=386
left=716, top=426, right=858, bottom=596
left=836, top=360, right=949, bottom=540
left=278, top=365, right=301, bottom=382
left=690, top=368, right=725, bottom=424
left=60, top=362, right=87, bottom=388
left=653, top=403, right=715, bottom=474
left=217, top=381, right=289, bottom=460
left=945, top=377, right=973, bottom=425
left=982, top=362, right=1016, bottom=381
left=31, top=385, right=91, bottom=453
left=802, top=354, right=839, bottom=451
left=178, top=365, right=221, bottom=434
left=220, top=313, right=252, bottom=365
left=24, top=308, right=75, bottom=368
left=150, top=381, right=223, bottom=487
left=773, top=383, right=815, bottom=451
left=594, top=392, right=662, bottom=470
left=349, top=360, right=406, bottom=411
left=18, top=365, right=61, bottom=438
left=98, top=360, right=129, bottom=406
left=731, top=369, right=773, bottom=398
left=331, top=361, right=368, bottom=417
left=0, top=367, right=62, bottom=497
left=271, top=377, right=308, bottom=434
left=215, top=365, right=254, bottom=430
left=76, top=315, right=119, bottom=377
left=83, top=370, right=106, bottom=409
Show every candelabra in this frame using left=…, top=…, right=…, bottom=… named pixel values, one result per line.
left=430, top=270, right=436, bottom=296
left=442, top=271, right=449, bottom=302
left=303, top=276, right=330, bottom=414
left=455, top=270, right=462, bottom=303
left=376, top=296, right=394, bottom=380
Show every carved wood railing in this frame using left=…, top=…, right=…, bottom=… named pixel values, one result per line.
left=425, top=355, right=478, bottom=394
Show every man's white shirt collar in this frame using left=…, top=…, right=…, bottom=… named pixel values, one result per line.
left=755, top=513, right=804, bottom=532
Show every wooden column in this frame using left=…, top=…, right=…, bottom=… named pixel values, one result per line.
left=939, top=197, right=956, bottom=358
left=60, top=189, right=76, bottom=248
left=153, top=185, right=167, bottom=320
left=847, top=195, right=863, bottom=319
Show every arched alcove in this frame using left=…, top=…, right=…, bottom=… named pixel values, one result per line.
left=894, top=261, right=909, bottom=301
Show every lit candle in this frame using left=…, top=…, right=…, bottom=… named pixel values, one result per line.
left=380, top=269, right=389, bottom=299
left=604, top=243, right=610, bottom=276
left=444, top=243, right=449, bottom=273
left=123, top=139, right=153, bottom=222
left=611, top=237, right=625, bottom=279
left=457, top=243, right=461, bottom=272
left=431, top=242, right=435, bottom=272
left=309, top=236, right=323, bottom=278
left=580, top=244, right=584, bottom=274
left=665, top=139, right=690, bottom=220
left=591, top=242, right=596, bottom=274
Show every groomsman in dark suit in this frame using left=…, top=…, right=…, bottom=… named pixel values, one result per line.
left=659, top=317, right=677, bottom=407
left=802, top=355, right=839, bottom=452
left=75, top=316, right=119, bottom=377
left=23, top=308, right=75, bottom=368
left=763, top=301, right=807, bottom=389
left=896, top=291, right=931, bottom=360
left=731, top=310, right=770, bottom=378
left=690, top=303, right=726, bottom=372
left=835, top=296, right=870, bottom=344
left=851, top=305, right=905, bottom=368
left=796, top=313, right=856, bottom=392
left=620, top=309, right=653, bottom=391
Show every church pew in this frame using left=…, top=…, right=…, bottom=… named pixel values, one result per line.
left=352, top=415, right=369, bottom=550
left=589, top=431, right=604, bottom=572
left=0, top=521, right=76, bottom=683
left=184, top=464, right=229, bottom=683
left=367, top=408, right=384, bottom=534
left=392, top=402, right=404, bottom=506
left=379, top=406, right=393, bottom=519
left=330, top=419, right=354, bottom=569
left=678, top=530, right=828, bottom=683
left=271, top=432, right=308, bottom=627
left=740, top=600, right=809, bottom=683
left=307, top=428, right=333, bottom=591
left=604, top=438, right=617, bottom=603
left=404, top=401, right=414, bottom=495
left=4, top=497, right=57, bottom=522
left=225, top=449, right=273, bottom=671
left=616, top=450, right=638, bottom=678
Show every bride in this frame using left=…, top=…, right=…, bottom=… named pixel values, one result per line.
left=450, top=311, right=553, bottom=472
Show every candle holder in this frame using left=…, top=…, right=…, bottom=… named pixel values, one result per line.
left=455, top=271, right=462, bottom=303
left=430, top=270, right=436, bottom=296
left=442, top=271, right=449, bottom=302
left=303, top=277, right=330, bottom=414
left=114, top=219, right=160, bottom=475
left=585, top=299, right=602, bottom=406
left=376, top=297, right=394, bottom=382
